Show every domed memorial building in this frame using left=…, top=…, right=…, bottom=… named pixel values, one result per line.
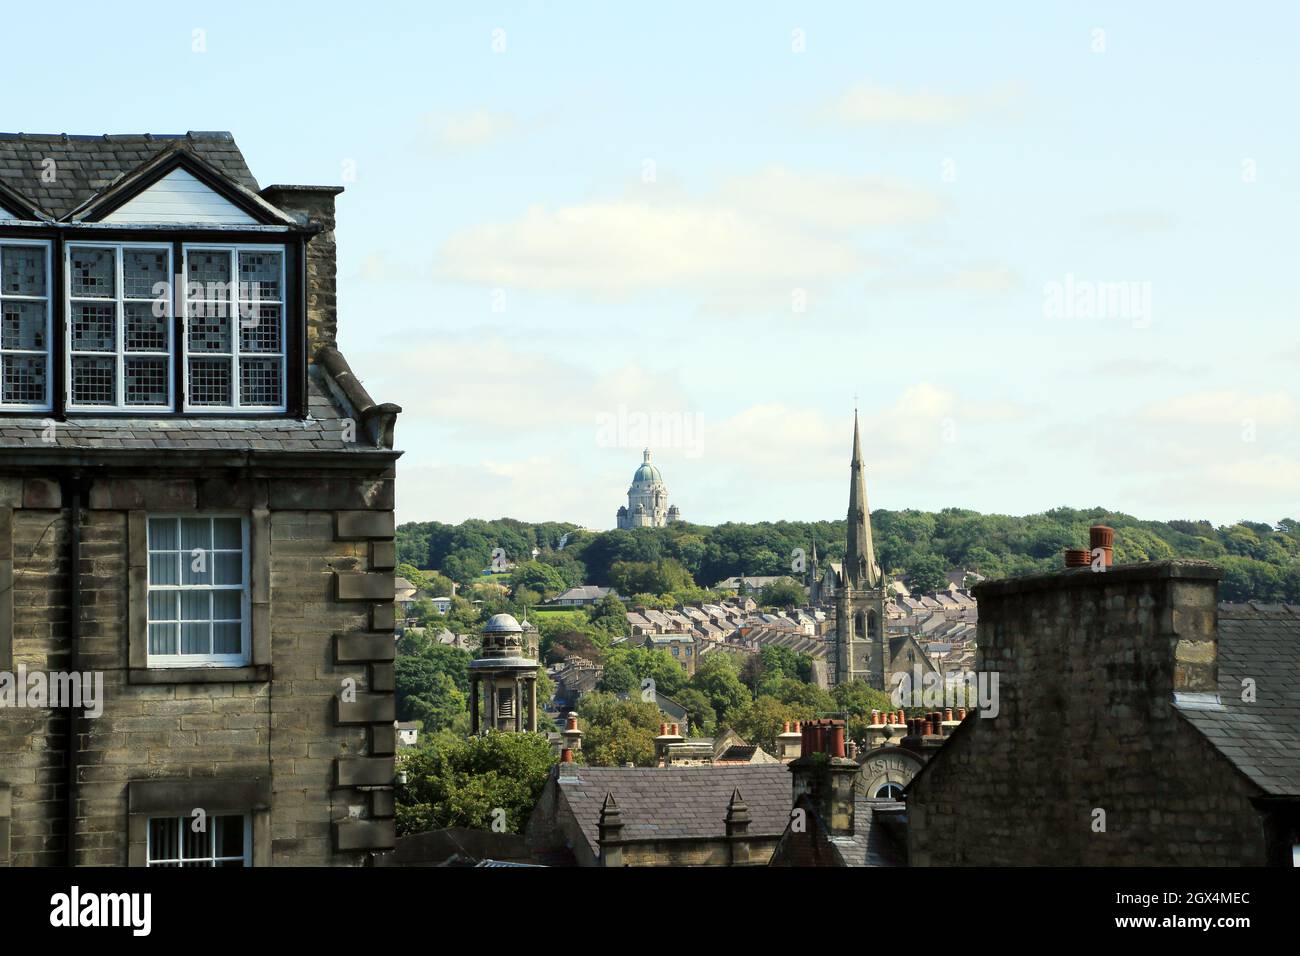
left=469, top=613, right=542, bottom=734
left=615, top=449, right=682, bottom=529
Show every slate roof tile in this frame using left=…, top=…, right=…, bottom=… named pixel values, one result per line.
left=0, top=131, right=259, bottom=219
left=1176, top=603, right=1300, bottom=797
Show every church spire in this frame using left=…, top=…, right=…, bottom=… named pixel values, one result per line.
left=846, top=410, right=880, bottom=588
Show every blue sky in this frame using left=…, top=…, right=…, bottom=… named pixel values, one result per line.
left=9, top=1, right=1298, bottom=527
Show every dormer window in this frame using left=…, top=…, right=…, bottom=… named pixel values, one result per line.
left=1, top=240, right=52, bottom=410
left=183, top=245, right=285, bottom=412
left=67, top=243, right=173, bottom=410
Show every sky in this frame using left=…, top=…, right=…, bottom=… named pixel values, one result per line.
left=8, top=1, right=1298, bottom=528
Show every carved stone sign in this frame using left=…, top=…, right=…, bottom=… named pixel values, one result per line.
left=857, top=747, right=924, bottom=799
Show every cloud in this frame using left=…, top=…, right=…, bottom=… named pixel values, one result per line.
left=422, top=109, right=520, bottom=149
left=357, top=338, right=695, bottom=435
left=868, top=263, right=1021, bottom=297
left=435, top=168, right=944, bottom=298
left=1089, top=210, right=1178, bottom=238
left=436, top=200, right=863, bottom=297
left=1203, top=455, right=1300, bottom=493
left=717, top=167, right=944, bottom=231
left=1140, top=390, right=1300, bottom=426
left=820, top=82, right=1020, bottom=126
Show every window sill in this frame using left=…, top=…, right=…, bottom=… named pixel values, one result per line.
left=129, top=664, right=270, bottom=685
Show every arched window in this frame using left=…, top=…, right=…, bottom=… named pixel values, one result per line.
left=854, top=611, right=866, bottom=640
left=866, top=609, right=879, bottom=640
left=874, top=782, right=905, bottom=800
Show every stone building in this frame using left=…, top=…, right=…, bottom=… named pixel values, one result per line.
left=768, top=720, right=908, bottom=867
left=468, top=613, right=541, bottom=734
left=0, top=132, right=400, bottom=866
left=906, top=560, right=1300, bottom=866
left=826, top=413, right=937, bottom=691
left=525, top=763, right=790, bottom=866
left=615, top=449, right=680, bottom=529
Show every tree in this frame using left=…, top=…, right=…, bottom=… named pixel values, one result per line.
left=608, top=558, right=695, bottom=596
left=689, top=654, right=750, bottom=725
left=577, top=693, right=662, bottom=767
left=395, top=731, right=555, bottom=836
left=729, top=696, right=813, bottom=754
left=597, top=646, right=686, bottom=698
left=509, top=561, right=567, bottom=601
left=761, top=577, right=806, bottom=608
left=832, top=679, right=895, bottom=719
left=587, top=592, right=630, bottom=638
left=904, top=554, right=949, bottom=594
left=395, top=644, right=471, bottom=731
left=672, top=688, right=717, bottom=736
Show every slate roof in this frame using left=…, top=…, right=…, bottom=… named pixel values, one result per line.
left=0, top=131, right=259, bottom=219
left=0, top=365, right=387, bottom=455
left=555, top=764, right=790, bottom=854
left=1175, top=602, right=1300, bottom=797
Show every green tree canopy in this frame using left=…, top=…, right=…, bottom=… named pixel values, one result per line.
left=395, top=731, right=555, bottom=836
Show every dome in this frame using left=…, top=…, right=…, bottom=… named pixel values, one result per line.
left=483, top=613, right=523, bottom=634
left=631, top=449, right=663, bottom=484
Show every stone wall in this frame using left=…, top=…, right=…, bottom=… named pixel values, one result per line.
left=906, top=561, right=1268, bottom=866
left=259, top=185, right=341, bottom=358
left=0, top=472, right=396, bottom=866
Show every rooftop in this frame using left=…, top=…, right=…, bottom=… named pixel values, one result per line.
left=0, top=131, right=258, bottom=220
left=1176, top=602, right=1300, bottom=797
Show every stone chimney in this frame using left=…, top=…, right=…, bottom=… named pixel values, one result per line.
left=561, top=711, right=583, bottom=763
left=259, top=184, right=344, bottom=358
left=788, top=719, right=857, bottom=838
left=654, top=723, right=684, bottom=765
left=597, top=792, right=624, bottom=867
left=775, top=721, right=803, bottom=762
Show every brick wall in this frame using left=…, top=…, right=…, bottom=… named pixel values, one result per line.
left=906, top=561, right=1268, bottom=866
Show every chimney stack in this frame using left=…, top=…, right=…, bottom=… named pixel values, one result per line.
left=788, top=719, right=857, bottom=838
left=776, top=721, right=803, bottom=762
left=258, top=184, right=344, bottom=358
left=561, top=711, right=583, bottom=763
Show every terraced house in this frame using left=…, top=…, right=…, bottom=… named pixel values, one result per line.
left=0, top=132, right=401, bottom=866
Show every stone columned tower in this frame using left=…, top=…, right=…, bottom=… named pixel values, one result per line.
left=469, top=613, right=541, bottom=733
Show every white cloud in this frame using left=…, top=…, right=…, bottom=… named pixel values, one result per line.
left=435, top=168, right=945, bottom=298
left=821, top=82, right=1018, bottom=125
left=870, top=264, right=1020, bottom=297
left=437, top=200, right=863, bottom=297
left=1201, top=455, right=1300, bottom=494
left=422, top=109, right=520, bottom=149
left=358, top=338, right=694, bottom=434
left=1140, top=390, right=1300, bottom=426
left=718, top=167, right=944, bottom=231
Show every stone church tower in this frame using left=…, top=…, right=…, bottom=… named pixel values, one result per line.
left=616, top=449, right=681, bottom=529
left=833, top=412, right=888, bottom=688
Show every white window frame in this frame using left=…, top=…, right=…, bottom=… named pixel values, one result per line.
left=181, top=243, right=286, bottom=413
left=65, top=242, right=174, bottom=412
left=146, top=813, right=252, bottom=867
left=0, top=238, right=53, bottom=411
left=145, top=514, right=251, bottom=668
